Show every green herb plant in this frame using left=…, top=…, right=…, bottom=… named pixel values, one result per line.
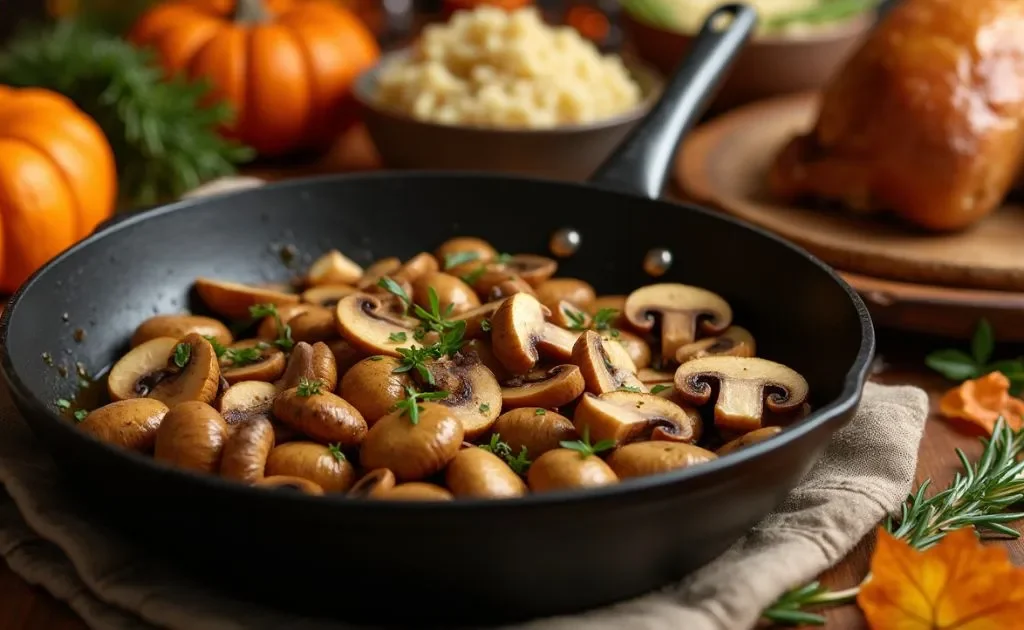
left=925, top=320, right=1024, bottom=393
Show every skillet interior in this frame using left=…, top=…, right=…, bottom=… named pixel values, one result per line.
left=1, top=172, right=874, bottom=624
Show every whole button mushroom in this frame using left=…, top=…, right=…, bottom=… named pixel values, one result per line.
left=572, top=330, right=646, bottom=395
left=527, top=429, right=618, bottom=493
left=606, top=441, right=717, bottom=480
left=254, top=475, right=325, bottom=495
left=130, top=314, right=232, bottom=349
left=534, top=278, right=596, bottom=314
left=265, top=442, right=356, bottom=493
left=445, top=448, right=527, bottom=499
left=194, top=277, right=299, bottom=321
left=573, top=391, right=703, bottom=445
left=675, top=326, right=757, bottom=364
left=392, top=252, right=440, bottom=285
left=623, top=283, right=733, bottom=361
left=374, top=483, right=454, bottom=501
left=490, top=293, right=580, bottom=374
left=717, top=426, right=784, bottom=456
left=273, top=378, right=367, bottom=447
left=360, top=401, right=465, bottom=482
left=220, top=416, right=275, bottom=482
left=435, top=236, right=498, bottom=277
left=412, top=272, right=481, bottom=317
left=335, top=293, right=421, bottom=357
left=489, top=408, right=577, bottom=461
left=340, top=356, right=414, bottom=425
left=674, top=356, right=810, bottom=434
left=78, top=398, right=169, bottom=452
left=306, top=249, right=363, bottom=287
left=278, top=341, right=338, bottom=392
left=500, top=365, right=586, bottom=409
left=348, top=468, right=397, bottom=498
left=288, top=306, right=341, bottom=344
left=154, top=401, right=230, bottom=473
left=219, top=339, right=286, bottom=385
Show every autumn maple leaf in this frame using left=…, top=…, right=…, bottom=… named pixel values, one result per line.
left=858, top=527, right=1024, bottom=629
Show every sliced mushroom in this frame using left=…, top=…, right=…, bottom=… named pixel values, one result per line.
left=452, top=302, right=501, bottom=339
left=535, top=278, right=596, bottom=314
left=412, top=271, right=481, bottom=316
left=356, top=257, right=402, bottom=290
left=392, top=252, right=440, bottom=285
left=265, top=441, right=356, bottom=493
left=336, top=294, right=421, bottom=357
left=427, top=354, right=502, bottom=439
left=219, top=416, right=275, bottom=482
left=501, top=254, right=557, bottom=287
left=273, top=381, right=367, bottom=446
left=674, top=356, right=809, bottom=433
left=78, top=398, right=169, bottom=452
left=257, top=303, right=313, bottom=341
left=220, top=339, right=286, bottom=385
left=219, top=380, right=277, bottom=427
left=374, top=483, right=454, bottom=501
left=279, top=341, right=338, bottom=392
left=289, top=306, right=340, bottom=344
left=623, top=284, right=732, bottom=360
left=359, top=402, right=464, bottom=481
left=435, top=236, right=497, bottom=276
left=604, top=330, right=652, bottom=371
left=501, top=365, right=585, bottom=409
left=638, top=368, right=675, bottom=385
left=486, top=276, right=536, bottom=302
left=148, top=333, right=221, bottom=407
left=131, top=314, right=232, bottom=349
left=153, top=401, right=229, bottom=473
left=589, top=295, right=627, bottom=318
left=194, top=277, right=299, bottom=321
left=490, top=408, right=577, bottom=460
left=107, top=336, right=179, bottom=402
left=338, top=356, right=414, bottom=425
left=606, top=441, right=717, bottom=479
left=573, top=391, right=702, bottom=445
left=527, top=448, right=618, bottom=493
left=446, top=448, right=527, bottom=499
left=254, top=475, right=324, bottom=495
left=675, top=326, right=757, bottom=363
left=300, top=284, right=360, bottom=308
left=326, top=339, right=367, bottom=378
left=306, top=249, right=363, bottom=286
left=548, top=301, right=590, bottom=329
left=491, top=293, right=579, bottom=374
left=571, top=330, right=646, bottom=395
left=348, top=468, right=396, bottom=498
left=717, top=426, right=783, bottom=456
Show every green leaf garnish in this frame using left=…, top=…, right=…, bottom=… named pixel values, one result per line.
left=618, top=385, right=643, bottom=393
left=249, top=303, right=293, bottom=350
left=204, top=335, right=228, bottom=357
left=444, top=251, right=480, bottom=270
left=564, top=307, right=589, bottom=332
left=560, top=426, right=616, bottom=458
left=388, top=332, right=408, bottom=344
left=328, top=443, right=346, bottom=463
left=481, top=318, right=492, bottom=332
left=296, top=377, right=324, bottom=398
left=393, top=385, right=450, bottom=425
left=377, top=277, right=411, bottom=314
left=479, top=403, right=490, bottom=414
left=55, top=398, right=71, bottom=410
left=534, top=408, right=546, bottom=416
left=650, top=384, right=671, bottom=394
left=73, top=409, right=88, bottom=422
left=173, top=342, right=191, bottom=368
left=924, top=319, right=1024, bottom=393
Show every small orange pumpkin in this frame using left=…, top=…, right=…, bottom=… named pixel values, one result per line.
left=0, top=86, right=117, bottom=293
left=129, top=0, right=381, bottom=157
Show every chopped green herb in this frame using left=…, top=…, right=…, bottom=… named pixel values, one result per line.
left=535, top=408, right=546, bottom=416
left=388, top=332, right=408, bottom=344
left=369, top=356, right=384, bottom=361
left=172, top=342, right=191, bottom=368
left=393, top=386, right=450, bottom=425
left=495, top=253, right=513, bottom=264
left=619, top=385, right=643, bottom=393
left=650, top=384, right=671, bottom=394
left=73, top=409, right=88, bottom=422
left=591, top=308, right=620, bottom=332
left=223, top=346, right=263, bottom=367
left=55, top=398, right=71, bottom=410
left=564, top=307, right=589, bottom=332
left=328, top=443, right=347, bottom=463
left=479, top=402, right=491, bottom=414
left=394, top=345, right=439, bottom=385
left=249, top=303, right=294, bottom=350
left=203, top=335, right=228, bottom=357
left=561, top=426, right=616, bottom=458
left=296, top=377, right=324, bottom=397
left=479, top=433, right=531, bottom=474
left=444, top=251, right=480, bottom=270
left=460, top=266, right=488, bottom=286
left=480, top=433, right=511, bottom=458
left=481, top=318, right=492, bottom=332
left=506, top=446, right=531, bottom=475
left=377, top=277, right=411, bottom=314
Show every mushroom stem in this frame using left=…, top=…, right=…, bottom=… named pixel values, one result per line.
left=539, top=323, right=578, bottom=358
left=659, top=311, right=697, bottom=360
left=716, top=380, right=768, bottom=433
left=233, top=0, right=270, bottom=23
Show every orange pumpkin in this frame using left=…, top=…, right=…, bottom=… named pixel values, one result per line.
left=129, top=0, right=381, bottom=157
left=0, top=87, right=117, bottom=293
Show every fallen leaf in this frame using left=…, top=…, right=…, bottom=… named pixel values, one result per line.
left=859, top=528, right=1024, bottom=629
left=938, top=371, right=1024, bottom=435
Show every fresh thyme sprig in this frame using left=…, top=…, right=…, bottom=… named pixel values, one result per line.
left=296, top=377, right=324, bottom=398
left=393, top=385, right=450, bottom=425
left=460, top=252, right=513, bottom=286
left=561, top=426, right=617, bottom=458
left=480, top=433, right=532, bottom=474
left=565, top=306, right=621, bottom=338
left=377, top=282, right=469, bottom=384
left=249, top=304, right=294, bottom=351
left=761, top=418, right=1024, bottom=625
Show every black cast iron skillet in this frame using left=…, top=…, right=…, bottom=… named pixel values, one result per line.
left=0, top=5, right=873, bottom=626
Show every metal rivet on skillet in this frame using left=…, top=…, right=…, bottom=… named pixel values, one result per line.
left=549, top=227, right=581, bottom=258
left=643, top=248, right=673, bottom=277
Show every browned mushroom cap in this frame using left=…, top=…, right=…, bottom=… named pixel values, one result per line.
left=327, top=339, right=367, bottom=376
left=219, top=380, right=277, bottom=427
left=336, top=294, right=421, bottom=357
left=356, top=257, right=402, bottom=290
left=606, top=441, right=717, bottom=479
left=427, top=354, right=502, bottom=439
left=265, top=441, right=356, bottom=493
left=548, top=301, right=590, bottom=329
left=717, top=426, right=783, bottom=456
left=571, top=330, right=646, bottom=395
left=491, top=293, right=580, bottom=374
left=674, top=356, right=809, bottom=433
left=273, top=380, right=367, bottom=447
left=623, top=284, right=733, bottom=360
left=194, top=277, right=299, bottom=321
left=535, top=278, right=596, bottom=314
left=348, top=468, right=396, bottom=498
left=219, top=416, right=275, bottom=482
left=392, top=252, right=440, bottom=285
left=78, top=398, right=169, bottom=452
left=527, top=448, right=618, bottom=493
left=573, top=391, right=702, bottom=445
left=254, top=475, right=325, bottom=495
left=373, top=482, right=454, bottom=501
left=451, top=301, right=501, bottom=339
left=257, top=303, right=313, bottom=341
left=675, top=326, right=757, bottom=363
left=490, top=408, right=577, bottom=460
left=289, top=306, right=340, bottom=344
left=338, top=356, right=414, bottom=425
left=219, top=340, right=286, bottom=385
left=446, top=448, right=527, bottom=499
left=486, top=276, right=536, bottom=302
left=147, top=334, right=221, bottom=407
left=435, top=237, right=498, bottom=276
left=412, top=272, right=481, bottom=316
left=153, top=401, right=229, bottom=473
left=604, top=330, right=652, bottom=371
left=501, top=254, right=557, bottom=287
left=501, top=365, right=585, bottom=409
left=360, top=402, right=465, bottom=482
left=300, top=284, right=360, bottom=309
left=306, top=250, right=363, bottom=286
left=279, top=341, right=338, bottom=392
left=131, top=314, right=232, bottom=349
left=107, top=336, right=179, bottom=402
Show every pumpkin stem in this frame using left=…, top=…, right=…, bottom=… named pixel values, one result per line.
left=233, top=0, right=270, bottom=23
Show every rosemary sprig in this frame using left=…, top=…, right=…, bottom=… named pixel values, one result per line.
left=762, top=418, right=1024, bottom=625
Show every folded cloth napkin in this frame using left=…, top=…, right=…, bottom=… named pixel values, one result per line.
left=0, top=380, right=928, bottom=630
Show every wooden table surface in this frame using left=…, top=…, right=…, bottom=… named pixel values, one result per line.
left=2, top=130, right=1021, bottom=630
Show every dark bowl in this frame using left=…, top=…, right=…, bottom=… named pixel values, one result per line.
left=353, top=50, right=664, bottom=180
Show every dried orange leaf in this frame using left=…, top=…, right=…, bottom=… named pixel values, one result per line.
left=859, top=528, right=1024, bottom=630
left=938, top=372, right=1024, bottom=435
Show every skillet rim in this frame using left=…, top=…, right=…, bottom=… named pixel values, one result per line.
left=0, top=170, right=876, bottom=511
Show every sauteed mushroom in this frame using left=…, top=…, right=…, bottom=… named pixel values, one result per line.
left=675, top=326, right=756, bottom=363
left=356, top=257, right=401, bottom=289
left=374, top=483, right=454, bottom=501
left=154, top=401, right=229, bottom=473
left=78, top=398, right=169, bottom=452
left=499, top=254, right=557, bottom=287
left=360, top=402, right=464, bottom=481
left=675, top=357, right=809, bottom=433
left=336, top=294, right=421, bottom=356
left=220, top=340, right=286, bottom=385
left=573, top=391, right=702, bottom=445
left=623, top=284, right=732, bottom=361
left=452, top=302, right=501, bottom=339
left=501, top=365, right=585, bottom=409
left=273, top=378, right=367, bottom=446
left=527, top=432, right=618, bottom=493
left=572, top=331, right=645, bottom=395
left=195, top=277, right=299, bottom=320
left=289, top=306, right=341, bottom=344
left=412, top=272, right=481, bottom=316
left=307, top=249, right=363, bottom=286
left=131, top=314, right=232, bottom=349
left=606, top=330, right=652, bottom=370
left=535, top=278, right=596, bottom=313
left=490, top=408, right=577, bottom=460
left=717, top=426, right=784, bottom=456
left=219, top=416, right=275, bottom=482
left=327, top=339, right=366, bottom=375
left=265, top=442, right=356, bottom=493
left=107, top=336, right=179, bottom=401
left=218, top=380, right=277, bottom=427
left=427, top=354, right=502, bottom=439
left=491, top=293, right=579, bottom=374
left=446, top=448, right=527, bottom=499
left=340, top=356, right=413, bottom=424
left=254, top=475, right=325, bottom=495
left=279, top=341, right=337, bottom=391
left=348, top=468, right=396, bottom=498
left=301, top=285, right=360, bottom=309
left=257, top=303, right=312, bottom=341
left=109, top=334, right=220, bottom=406
left=606, top=441, right=717, bottom=479
left=435, top=236, right=498, bottom=276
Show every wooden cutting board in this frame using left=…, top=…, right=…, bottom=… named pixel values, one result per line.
left=676, top=92, right=1024, bottom=293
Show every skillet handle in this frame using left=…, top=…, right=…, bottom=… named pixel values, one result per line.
left=588, top=3, right=757, bottom=199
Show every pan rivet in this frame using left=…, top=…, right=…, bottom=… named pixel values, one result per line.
left=549, top=228, right=581, bottom=258
left=643, top=248, right=672, bottom=277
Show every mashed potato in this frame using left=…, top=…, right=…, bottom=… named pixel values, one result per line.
left=373, top=7, right=643, bottom=128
